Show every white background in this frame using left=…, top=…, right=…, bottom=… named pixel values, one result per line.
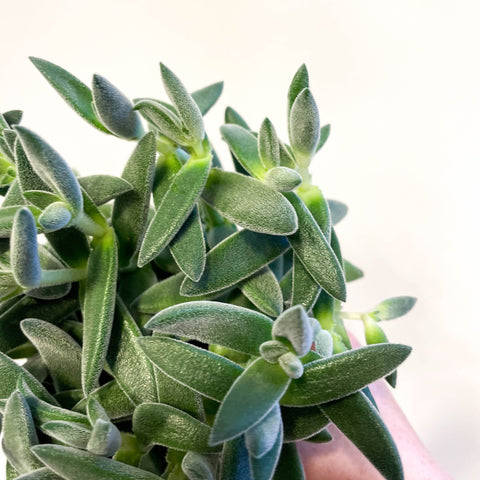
left=1, top=1, right=479, bottom=478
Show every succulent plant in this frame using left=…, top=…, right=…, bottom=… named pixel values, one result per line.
left=0, top=57, right=416, bottom=480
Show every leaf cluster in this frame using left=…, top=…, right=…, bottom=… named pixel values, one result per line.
left=0, top=59, right=416, bottom=480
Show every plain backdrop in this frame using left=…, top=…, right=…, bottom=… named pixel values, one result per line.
left=1, top=1, right=479, bottom=478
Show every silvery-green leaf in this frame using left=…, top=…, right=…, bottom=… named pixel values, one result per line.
left=281, top=406, right=329, bottom=442
left=371, top=296, right=417, bottom=321
left=169, top=206, right=206, bottom=281
left=220, top=124, right=265, bottom=178
left=14, top=467, right=64, bottom=480
left=0, top=204, right=42, bottom=238
left=78, top=175, right=133, bottom=205
left=2, top=390, right=43, bottom=474
left=145, top=301, right=273, bottom=355
left=258, top=118, right=280, bottom=169
left=284, top=192, right=346, bottom=301
left=210, top=358, right=290, bottom=445
left=82, top=228, right=118, bottom=395
left=46, top=227, right=90, bottom=268
left=278, top=141, right=296, bottom=169
left=14, top=126, right=83, bottom=215
left=0, top=292, right=78, bottom=355
left=138, top=336, right=243, bottom=402
left=344, top=259, right=364, bottom=282
left=181, top=230, right=290, bottom=297
left=291, top=256, right=321, bottom=312
left=327, top=199, right=348, bottom=225
left=134, top=100, right=189, bottom=145
left=364, top=314, right=389, bottom=344
left=19, top=380, right=89, bottom=427
left=314, top=329, right=334, bottom=358
left=138, top=156, right=211, bottom=267
left=272, top=305, right=313, bottom=357
left=304, top=429, right=332, bottom=443
left=245, top=403, right=281, bottom=459
left=29, top=57, right=108, bottom=133
left=288, top=88, right=320, bottom=163
left=280, top=343, right=411, bottom=406
left=133, top=272, right=219, bottom=314
left=41, top=420, right=91, bottom=449
left=316, top=124, right=331, bottom=152
left=86, top=397, right=110, bottom=424
left=263, top=167, right=302, bottom=192
left=191, top=81, right=224, bottom=116
left=22, top=191, right=58, bottom=209
left=3, top=110, right=23, bottom=127
left=92, top=75, right=143, bottom=139
left=38, top=202, right=72, bottom=232
left=15, top=140, right=51, bottom=193
left=3, top=129, right=17, bottom=154
left=249, top=421, right=283, bottom=480
left=31, top=445, right=163, bottom=480
left=220, top=436, right=253, bottom=480
left=240, top=267, right=283, bottom=317
left=287, top=64, right=309, bottom=118
left=160, top=63, right=205, bottom=143
left=271, top=443, right=305, bottom=480
left=320, top=392, right=403, bottom=480
left=87, top=419, right=122, bottom=457
left=20, top=319, right=82, bottom=391
left=298, top=185, right=331, bottom=239
left=202, top=169, right=298, bottom=235
left=11, top=207, right=41, bottom=288
left=259, top=340, right=290, bottom=364
left=111, top=132, right=156, bottom=268
left=5, top=462, right=18, bottom=480
left=133, top=403, right=218, bottom=453
left=2, top=179, right=24, bottom=207
left=152, top=152, right=183, bottom=207
left=225, top=106, right=250, bottom=130
left=278, top=352, right=304, bottom=379
left=182, top=451, right=215, bottom=480
left=106, top=298, right=157, bottom=404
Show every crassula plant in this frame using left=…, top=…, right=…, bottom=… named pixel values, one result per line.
left=0, top=58, right=416, bottom=480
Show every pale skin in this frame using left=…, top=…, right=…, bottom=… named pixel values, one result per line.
left=297, top=337, right=452, bottom=480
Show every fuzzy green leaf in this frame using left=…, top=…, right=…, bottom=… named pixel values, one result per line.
left=20, top=319, right=82, bottom=391
left=291, top=256, right=321, bottom=312
left=138, top=156, right=211, bottom=267
left=82, top=228, right=118, bottom=395
left=14, top=139, right=51, bottom=193
left=152, top=152, right=183, bottom=207
left=46, top=227, right=90, bottom=269
left=281, top=406, right=329, bottom=442
left=10, top=207, right=41, bottom=288
left=258, top=118, right=280, bottom=169
left=138, top=336, right=243, bottom=402
left=271, top=443, right=305, bottom=480
left=220, top=124, right=265, bottom=178
left=111, top=132, right=156, bottom=267
left=14, top=468, right=64, bottom=480
left=41, top=420, right=91, bottom=449
left=169, top=206, right=206, bottom=281
left=133, top=272, right=219, bottom=314
left=371, top=296, right=417, bottom=321
left=192, top=81, right=224, bottom=116
left=38, top=202, right=72, bottom=232
left=298, top=184, right=331, bottom=239
left=87, top=419, right=122, bottom=456
left=31, top=445, right=163, bottom=480
left=284, top=192, right=346, bottom=301
left=181, top=230, right=290, bottom=296
left=134, top=100, right=188, bottom=145
left=29, top=57, right=108, bottom=133
left=289, top=88, right=320, bottom=162
left=202, top=168, right=297, bottom=235
left=249, top=422, right=283, bottom=480
left=287, top=65, right=309, bottom=118
left=15, top=126, right=82, bottom=214
left=133, top=403, right=217, bottom=452
left=344, top=259, right=364, bottom=282
left=320, top=392, right=403, bottom=480
left=78, top=175, right=133, bottom=205
left=3, top=110, right=23, bottom=127
left=245, top=403, right=281, bottom=459
left=106, top=298, right=157, bottom=404
left=281, top=343, right=411, bottom=406
left=0, top=205, right=42, bottom=239
left=263, top=167, right=302, bottom=192
left=240, top=267, right=284, bottom=317
left=220, top=437, right=253, bottom=480
left=145, top=301, right=273, bottom=355
left=181, top=451, right=215, bottom=480
left=160, top=63, right=205, bottom=143
left=225, top=107, right=250, bottom=130
left=316, top=124, right=331, bottom=152
left=2, top=391, right=43, bottom=474
left=92, top=74, right=143, bottom=139
left=210, top=358, right=290, bottom=445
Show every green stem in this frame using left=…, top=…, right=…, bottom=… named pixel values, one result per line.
left=73, top=212, right=106, bottom=237
left=340, top=311, right=363, bottom=320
